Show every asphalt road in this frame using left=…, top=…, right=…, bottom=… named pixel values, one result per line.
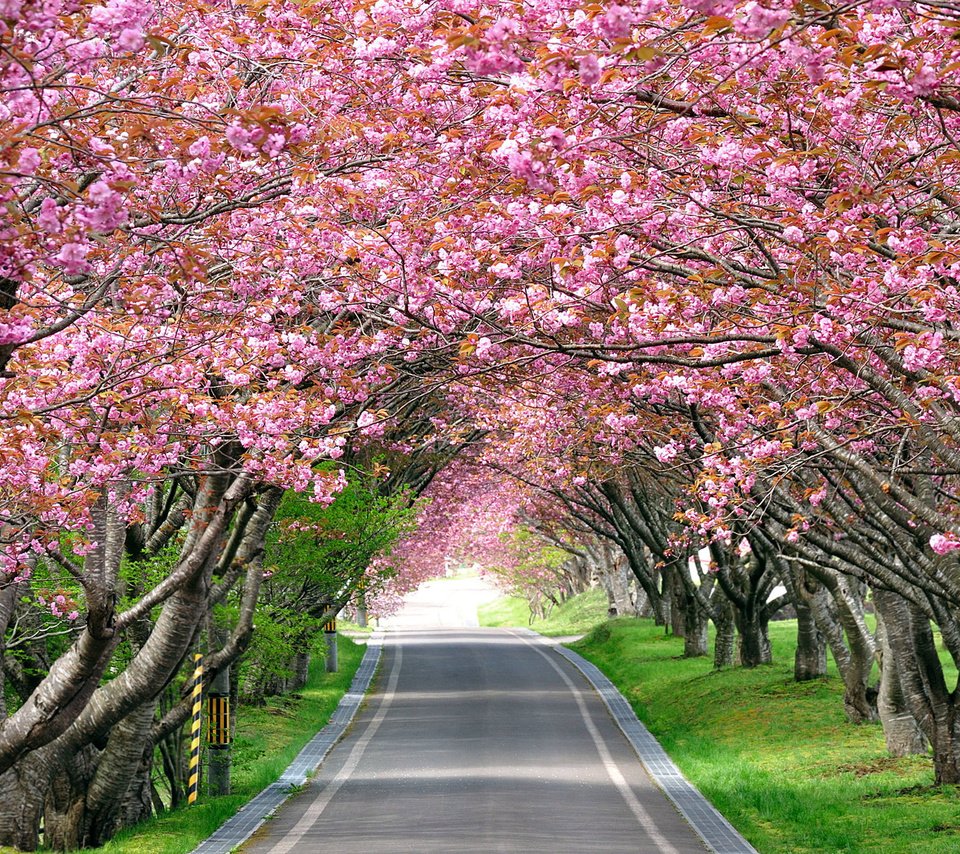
left=242, top=622, right=708, bottom=853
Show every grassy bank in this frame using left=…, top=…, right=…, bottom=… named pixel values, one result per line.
left=0, top=636, right=365, bottom=854
left=478, top=587, right=608, bottom=636
left=573, top=619, right=958, bottom=854
left=104, top=635, right=365, bottom=854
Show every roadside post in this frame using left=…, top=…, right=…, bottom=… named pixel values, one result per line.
left=207, top=663, right=232, bottom=796
left=324, top=617, right=338, bottom=672
left=187, top=653, right=203, bottom=805
left=356, top=577, right=368, bottom=628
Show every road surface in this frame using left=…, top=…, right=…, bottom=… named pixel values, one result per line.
left=378, top=574, right=502, bottom=629
left=243, top=580, right=708, bottom=853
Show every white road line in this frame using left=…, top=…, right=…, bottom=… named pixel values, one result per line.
left=267, top=642, right=404, bottom=854
left=512, top=631, right=683, bottom=854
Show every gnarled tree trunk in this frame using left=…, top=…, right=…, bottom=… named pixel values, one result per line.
left=875, top=607, right=927, bottom=757
left=0, top=473, right=257, bottom=849
left=0, top=745, right=62, bottom=851
left=713, top=595, right=736, bottom=668
left=795, top=567, right=878, bottom=722
left=44, top=699, right=158, bottom=849
left=874, top=587, right=960, bottom=783
left=791, top=582, right=827, bottom=681
left=735, top=609, right=772, bottom=667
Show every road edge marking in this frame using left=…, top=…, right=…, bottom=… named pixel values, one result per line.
left=510, top=629, right=684, bottom=854
left=266, top=640, right=403, bottom=854
left=520, top=629, right=760, bottom=854
left=189, top=632, right=385, bottom=854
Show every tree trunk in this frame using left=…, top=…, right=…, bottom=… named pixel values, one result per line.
left=793, top=594, right=827, bottom=681
left=874, top=588, right=960, bottom=783
left=735, top=609, right=772, bottom=667
left=629, top=543, right=665, bottom=625
left=876, top=607, right=928, bottom=757
left=811, top=573, right=878, bottom=723
left=614, top=553, right=638, bottom=616
left=711, top=541, right=777, bottom=668
left=292, top=652, right=310, bottom=691
left=683, top=596, right=710, bottom=657
left=596, top=549, right=636, bottom=617
left=0, top=747, right=60, bottom=850
left=0, top=474, right=254, bottom=780
left=666, top=566, right=686, bottom=637
left=673, top=565, right=709, bottom=658
left=0, top=473, right=258, bottom=848
left=599, top=570, right=619, bottom=617
left=44, top=700, right=159, bottom=849
left=635, top=587, right=652, bottom=618
left=713, top=596, right=736, bottom=669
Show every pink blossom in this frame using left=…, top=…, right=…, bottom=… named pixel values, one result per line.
left=117, top=27, right=145, bottom=51
left=88, top=0, right=152, bottom=51
left=225, top=124, right=256, bottom=154
left=930, top=533, right=960, bottom=555
left=37, top=197, right=60, bottom=233
left=578, top=54, right=602, bottom=87
left=0, top=0, right=25, bottom=21
left=55, top=242, right=91, bottom=275
left=17, top=147, right=40, bottom=174
left=0, top=313, right=32, bottom=346
left=596, top=4, right=635, bottom=40
left=736, top=2, right=792, bottom=38
left=654, top=443, right=679, bottom=463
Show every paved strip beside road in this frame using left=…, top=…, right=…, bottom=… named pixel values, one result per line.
left=542, top=634, right=758, bottom=854
left=241, top=627, right=714, bottom=854
left=190, top=634, right=384, bottom=854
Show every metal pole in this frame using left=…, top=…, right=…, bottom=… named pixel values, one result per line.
left=187, top=654, right=203, bottom=805
left=356, top=578, right=368, bottom=627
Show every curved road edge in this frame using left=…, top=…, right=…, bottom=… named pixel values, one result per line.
left=522, top=630, right=759, bottom=854
left=190, top=632, right=385, bottom=854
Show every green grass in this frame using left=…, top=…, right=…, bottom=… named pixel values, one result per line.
left=478, top=587, right=608, bottom=636
left=573, top=619, right=960, bottom=854
left=0, top=636, right=365, bottom=854
left=337, top=616, right=374, bottom=634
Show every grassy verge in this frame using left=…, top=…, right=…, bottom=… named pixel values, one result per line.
left=337, top=617, right=374, bottom=634
left=478, top=587, right=608, bottom=636
left=573, top=619, right=959, bottom=854
left=10, top=635, right=366, bottom=854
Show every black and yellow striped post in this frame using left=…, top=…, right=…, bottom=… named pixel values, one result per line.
left=324, top=617, right=338, bottom=673
left=187, top=653, right=203, bottom=805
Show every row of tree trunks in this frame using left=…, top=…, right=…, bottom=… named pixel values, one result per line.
left=0, top=473, right=271, bottom=850
left=549, top=460, right=953, bottom=778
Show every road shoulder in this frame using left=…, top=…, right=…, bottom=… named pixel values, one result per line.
left=189, top=632, right=384, bottom=854
left=526, top=630, right=759, bottom=854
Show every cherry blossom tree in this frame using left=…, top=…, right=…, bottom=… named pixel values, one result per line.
left=9, top=0, right=960, bottom=839
left=320, top=0, right=960, bottom=779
